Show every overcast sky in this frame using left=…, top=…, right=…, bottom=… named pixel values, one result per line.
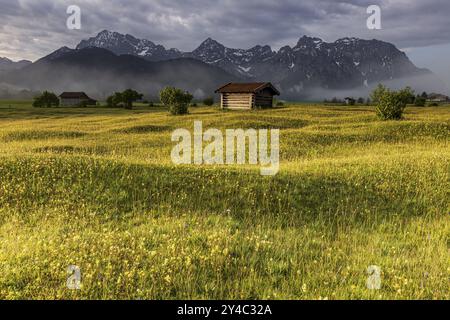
left=1, top=0, right=449, bottom=85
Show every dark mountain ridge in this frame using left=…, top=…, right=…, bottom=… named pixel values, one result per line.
left=2, top=30, right=447, bottom=100
left=3, top=47, right=238, bottom=99
left=74, top=30, right=443, bottom=98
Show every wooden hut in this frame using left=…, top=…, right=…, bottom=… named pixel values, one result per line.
left=215, top=82, right=280, bottom=110
left=59, top=92, right=97, bottom=107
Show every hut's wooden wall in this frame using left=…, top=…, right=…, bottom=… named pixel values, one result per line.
left=255, top=88, right=274, bottom=108
left=221, top=93, right=255, bottom=109
left=60, top=98, right=83, bottom=107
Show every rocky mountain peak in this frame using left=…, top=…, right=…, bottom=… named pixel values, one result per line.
left=195, top=38, right=225, bottom=52
left=65, top=30, right=435, bottom=96
left=76, top=30, right=180, bottom=61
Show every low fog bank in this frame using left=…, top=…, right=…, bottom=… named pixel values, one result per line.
left=1, top=62, right=448, bottom=102
left=300, top=73, right=450, bottom=102
left=0, top=55, right=236, bottom=101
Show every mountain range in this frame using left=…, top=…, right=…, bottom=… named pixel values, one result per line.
left=1, top=30, right=447, bottom=100
left=0, top=57, right=31, bottom=73
left=3, top=47, right=235, bottom=100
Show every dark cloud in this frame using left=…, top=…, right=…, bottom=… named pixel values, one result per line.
left=0, top=0, right=449, bottom=60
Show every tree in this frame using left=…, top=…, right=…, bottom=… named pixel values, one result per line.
left=399, top=86, right=415, bottom=104
left=121, top=89, right=143, bottom=110
left=372, top=86, right=413, bottom=120
left=160, top=87, right=193, bottom=115
left=106, top=89, right=142, bottom=109
left=357, top=97, right=365, bottom=104
left=106, top=92, right=123, bottom=108
left=203, top=97, right=214, bottom=106
left=421, top=92, right=428, bottom=99
left=370, top=84, right=388, bottom=105
left=33, top=91, right=59, bottom=108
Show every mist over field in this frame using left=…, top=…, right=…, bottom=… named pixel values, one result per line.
left=305, top=73, right=449, bottom=101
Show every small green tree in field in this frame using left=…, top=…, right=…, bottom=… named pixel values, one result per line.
left=160, top=87, right=193, bottom=115
left=371, top=85, right=414, bottom=120
left=33, top=91, right=59, bottom=108
left=121, top=89, right=143, bottom=110
left=203, top=97, right=214, bottom=106
left=106, top=92, right=122, bottom=108
left=106, top=90, right=142, bottom=109
left=399, top=86, right=416, bottom=104
left=370, top=84, right=387, bottom=105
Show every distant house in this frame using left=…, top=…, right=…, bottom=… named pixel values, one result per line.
left=59, top=92, right=97, bottom=107
left=427, top=93, right=449, bottom=103
left=215, top=82, right=280, bottom=110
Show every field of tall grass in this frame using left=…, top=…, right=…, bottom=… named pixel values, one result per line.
left=0, top=101, right=448, bottom=300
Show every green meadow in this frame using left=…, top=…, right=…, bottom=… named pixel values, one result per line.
left=0, top=101, right=448, bottom=300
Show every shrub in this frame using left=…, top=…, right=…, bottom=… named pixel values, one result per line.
left=33, top=91, right=59, bottom=108
left=160, top=87, right=193, bottom=115
left=121, top=89, right=143, bottom=110
left=203, top=97, right=214, bottom=106
left=106, top=89, right=143, bottom=109
left=372, top=85, right=413, bottom=120
left=106, top=92, right=123, bottom=108
left=370, top=84, right=388, bottom=105
left=276, top=101, right=284, bottom=107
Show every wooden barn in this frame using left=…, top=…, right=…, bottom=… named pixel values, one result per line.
left=59, top=92, right=97, bottom=107
left=215, top=82, right=280, bottom=110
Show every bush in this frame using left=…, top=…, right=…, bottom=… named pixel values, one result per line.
left=203, top=97, right=214, bottom=106
left=121, top=89, right=143, bottom=109
left=106, top=92, right=123, bottom=108
left=371, top=85, right=413, bottom=120
left=106, top=89, right=143, bottom=109
left=160, top=87, right=193, bottom=115
left=33, top=91, right=59, bottom=108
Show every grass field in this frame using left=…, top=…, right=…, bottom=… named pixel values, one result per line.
left=0, top=101, right=448, bottom=300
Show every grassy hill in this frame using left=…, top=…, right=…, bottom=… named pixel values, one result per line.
left=0, top=102, right=448, bottom=299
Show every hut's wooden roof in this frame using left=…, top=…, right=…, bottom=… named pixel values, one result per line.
left=215, top=82, right=280, bottom=95
left=59, top=92, right=94, bottom=100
